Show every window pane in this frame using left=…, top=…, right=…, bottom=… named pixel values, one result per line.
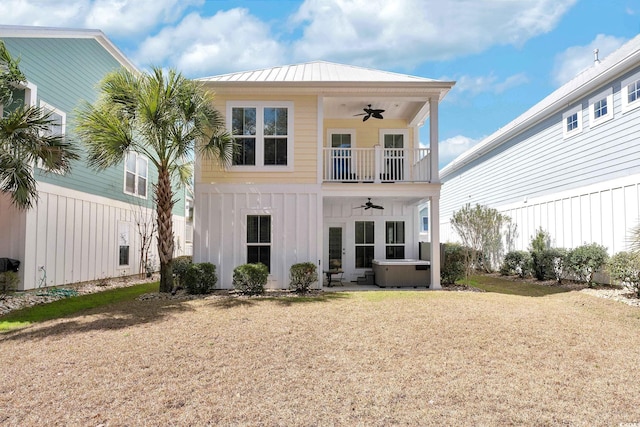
left=126, top=152, right=136, bottom=173
left=331, top=133, right=351, bottom=148
left=422, top=216, right=429, bottom=232
left=384, top=134, right=404, bottom=148
left=119, top=246, right=129, bottom=266
left=364, top=221, right=374, bottom=244
left=386, top=221, right=405, bottom=244
left=232, top=107, right=256, bottom=136
left=125, top=172, right=136, bottom=193
left=233, top=138, right=256, bottom=165
left=137, top=157, right=147, bottom=178
left=264, top=107, right=287, bottom=136
left=138, top=176, right=147, bottom=197
left=386, top=246, right=405, bottom=260
left=264, top=138, right=287, bottom=165
left=248, top=215, right=270, bottom=243
left=247, top=216, right=259, bottom=243
left=356, top=246, right=374, bottom=268
left=248, top=246, right=271, bottom=272
left=259, top=215, right=271, bottom=243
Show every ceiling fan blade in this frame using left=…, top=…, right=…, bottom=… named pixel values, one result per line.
left=362, top=115, right=370, bottom=122
left=364, top=206, right=371, bottom=210
left=372, top=205, right=384, bottom=210
left=353, top=112, right=366, bottom=116
left=371, top=112, right=384, bottom=119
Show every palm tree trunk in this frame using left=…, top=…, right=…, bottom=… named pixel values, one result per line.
left=156, top=166, right=175, bottom=293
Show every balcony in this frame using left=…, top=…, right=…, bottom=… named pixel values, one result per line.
left=322, top=146, right=431, bottom=183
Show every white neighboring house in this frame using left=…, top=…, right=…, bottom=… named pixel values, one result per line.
left=194, top=61, right=454, bottom=289
left=440, top=35, right=640, bottom=256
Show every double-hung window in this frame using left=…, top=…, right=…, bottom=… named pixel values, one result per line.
left=589, top=88, right=613, bottom=127
left=355, top=221, right=374, bottom=268
left=385, top=221, right=405, bottom=259
left=229, top=101, right=293, bottom=170
left=622, top=71, right=640, bottom=113
left=247, top=215, right=271, bottom=271
left=124, top=152, right=148, bottom=198
left=562, top=105, right=582, bottom=139
left=37, top=101, right=66, bottom=173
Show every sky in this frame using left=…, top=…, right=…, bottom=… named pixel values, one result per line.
left=1, top=0, right=639, bottom=168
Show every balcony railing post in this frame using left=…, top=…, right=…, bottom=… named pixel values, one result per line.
left=374, top=145, right=382, bottom=183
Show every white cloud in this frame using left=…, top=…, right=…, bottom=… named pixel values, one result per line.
left=445, top=72, right=529, bottom=100
left=437, top=135, right=482, bottom=168
left=0, top=0, right=201, bottom=36
left=133, top=9, right=285, bottom=76
left=552, top=34, right=627, bottom=86
left=291, top=0, right=577, bottom=69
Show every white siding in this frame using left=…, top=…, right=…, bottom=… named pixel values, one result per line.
left=195, top=183, right=322, bottom=289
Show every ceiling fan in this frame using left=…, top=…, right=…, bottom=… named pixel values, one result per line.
left=355, top=198, right=384, bottom=210
left=354, top=104, right=385, bottom=122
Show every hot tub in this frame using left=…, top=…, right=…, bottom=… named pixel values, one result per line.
left=372, top=259, right=431, bottom=288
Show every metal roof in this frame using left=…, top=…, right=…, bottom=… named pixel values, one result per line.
left=440, top=33, right=640, bottom=178
left=198, top=60, right=440, bottom=84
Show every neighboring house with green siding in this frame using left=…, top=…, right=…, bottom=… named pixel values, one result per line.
left=0, top=26, right=190, bottom=290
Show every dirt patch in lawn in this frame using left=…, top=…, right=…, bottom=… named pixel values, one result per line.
left=2, top=288, right=640, bottom=425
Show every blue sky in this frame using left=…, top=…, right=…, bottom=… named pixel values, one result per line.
left=1, top=0, right=639, bottom=167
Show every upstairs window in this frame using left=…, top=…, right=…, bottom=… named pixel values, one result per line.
left=124, top=152, right=148, bottom=198
left=562, top=105, right=582, bottom=139
left=622, top=71, right=640, bottom=113
left=37, top=101, right=67, bottom=173
left=589, top=88, right=613, bottom=127
left=229, top=101, right=293, bottom=170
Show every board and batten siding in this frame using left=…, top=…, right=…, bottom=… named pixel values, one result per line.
left=440, top=67, right=640, bottom=256
left=198, top=94, right=318, bottom=184
left=194, top=184, right=322, bottom=289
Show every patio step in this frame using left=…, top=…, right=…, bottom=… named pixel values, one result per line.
left=357, top=270, right=375, bottom=286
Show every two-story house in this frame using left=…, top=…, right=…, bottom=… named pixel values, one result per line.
left=194, top=61, right=454, bottom=289
left=440, top=35, right=640, bottom=256
left=0, top=25, right=190, bottom=290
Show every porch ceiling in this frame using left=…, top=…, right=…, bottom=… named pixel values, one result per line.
left=323, top=193, right=430, bottom=208
left=323, top=96, right=428, bottom=123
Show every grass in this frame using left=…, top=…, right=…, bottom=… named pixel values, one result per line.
left=461, top=274, right=571, bottom=296
left=0, top=281, right=158, bottom=331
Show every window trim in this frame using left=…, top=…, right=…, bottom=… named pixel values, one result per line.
left=246, top=214, right=272, bottom=272
left=622, top=71, right=640, bottom=113
left=385, top=221, right=405, bottom=260
left=227, top=101, right=294, bottom=172
left=588, top=88, right=613, bottom=128
left=562, top=105, right=583, bottom=139
left=355, top=220, right=375, bottom=269
left=123, top=151, right=149, bottom=199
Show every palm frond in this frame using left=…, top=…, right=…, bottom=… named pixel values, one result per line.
left=0, top=151, right=38, bottom=209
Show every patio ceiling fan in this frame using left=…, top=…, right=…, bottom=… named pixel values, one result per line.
left=354, top=104, right=385, bottom=122
left=355, top=198, right=384, bottom=210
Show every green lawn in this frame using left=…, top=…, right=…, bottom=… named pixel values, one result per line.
left=0, top=282, right=158, bottom=331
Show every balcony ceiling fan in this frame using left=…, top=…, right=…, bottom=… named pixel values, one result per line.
left=354, top=104, right=384, bottom=122
left=355, top=198, right=384, bottom=210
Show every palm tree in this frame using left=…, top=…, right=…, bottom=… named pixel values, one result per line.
left=0, top=41, right=79, bottom=209
left=76, top=67, right=233, bottom=293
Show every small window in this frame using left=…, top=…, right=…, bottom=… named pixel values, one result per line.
left=385, top=221, right=405, bottom=260
left=118, top=222, right=130, bottom=266
left=355, top=221, right=374, bottom=268
left=589, top=88, right=613, bottom=127
left=37, top=102, right=67, bottom=173
left=562, top=105, right=582, bottom=138
left=247, top=215, right=271, bottom=271
left=124, top=152, right=148, bottom=198
left=622, top=71, right=640, bottom=113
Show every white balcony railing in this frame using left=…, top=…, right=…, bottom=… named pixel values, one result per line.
left=323, top=146, right=431, bottom=183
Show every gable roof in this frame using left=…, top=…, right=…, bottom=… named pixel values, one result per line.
left=199, top=60, right=439, bottom=84
left=0, top=25, right=138, bottom=72
left=440, top=33, right=640, bottom=178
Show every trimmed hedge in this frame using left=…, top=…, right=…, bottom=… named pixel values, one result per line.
left=441, top=243, right=467, bottom=285
left=289, top=262, right=318, bottom=293
left=500, top=251, right=532, bottom=278
left=233, top=263, right=268, bottom=295
left=607, top=251, right=640, bottom=297
left=184, top=262, right=217, bottom=295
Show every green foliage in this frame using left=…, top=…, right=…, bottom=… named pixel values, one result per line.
left=172, top=256, right=193, bottom=288
left=566, top=243, right=609, bottom=287
left=0, top=271, right=20, bottom=293
left=441, top=243, right=468, bottom=285
left=451, top=203, right=512, bottom=272
left=607, top=251, right=640, bottom=298
left=0, top=40, right=26, bottom=106
left=184, top=262, right=217, bottom=295
left=531, top=248, right=567, bottom=282
left=529, top=228, right=551, bottom=253
left=233, top=263, right=268, bottom=295
left=289, top=262, right=318, bottom=293
left=500, top=251, right=532, bottom=278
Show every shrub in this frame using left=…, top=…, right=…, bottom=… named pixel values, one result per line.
left=183, top=262, right=217, bottom=295
left=607, top=251, right=640, bottom=298
left=441, top=243, right=467, bottom=285
left=566, top=243, right=609, bottom=287
left=233, top=263, right=268, bottom=295
left=529, top=228, right=551, bottom=253
left=531, top=248, right=568, bottom=282
left=173, top=255, right=193, bottom=289
left=289, top=262, right=318, bottom=293
left=500, top=251, right=532, bottom=278
left=0, top=271, right=20, bottom=293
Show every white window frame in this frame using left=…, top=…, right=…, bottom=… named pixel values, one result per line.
left=118, top=221, right=131, bottom=268
left=562, top=105, right=583, bottom=139
left=622, top=71, right=640, bottom=113
left=246, top=213, right=272, bottom=271
left=123, top=151, right=148, bottom=199
left=227, top=101, right=294, bottom=172
left=37, top=101, right=67, bottom=174
left=588, top=88, right=613, bottom=128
